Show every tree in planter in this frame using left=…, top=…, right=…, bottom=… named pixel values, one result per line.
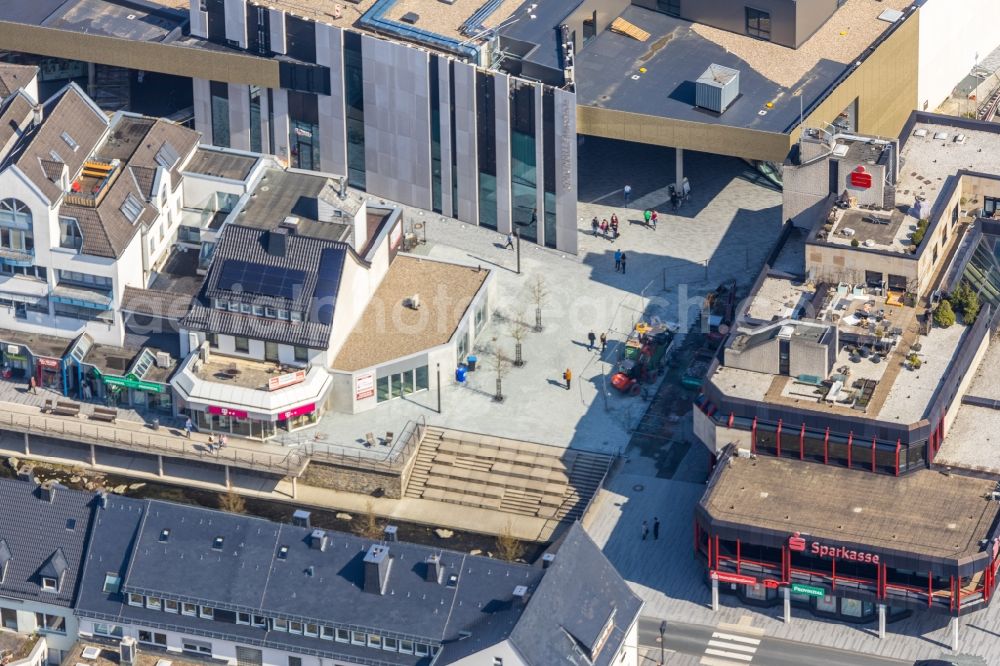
left=508, top=309, right=528, bottom=367
left=529, top=275, right=548, bottom=332
left=490, top=346, right=510, bottom=403
left=950, top=281, right=980, bottom=323
left=495, top=520, right=524, bottom=562
left=218, top=488, right=246, bottom=514
left=933, top=299, right=956, bottom=328
left=355, top=499, right=383, bottom=539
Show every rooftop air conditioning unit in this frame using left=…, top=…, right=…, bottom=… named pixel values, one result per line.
left=408, top=294, right=421, bottom=310
left=155, top=351, right=171, bottom=368
left=120, top=637, right=137, bottom=666
left=695, top=64, right=740, bottom=114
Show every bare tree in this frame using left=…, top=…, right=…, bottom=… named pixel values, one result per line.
left=529, top=275, right=548, bottom=332
left=508, top=308, right=528, bottom=367
left=355, top=499, right=384, bottom=539
left=491, top=345, right=510, bottom=402
left=495, top=520, right=524, bottom=562
left=218, top=488, right=246, bottom=514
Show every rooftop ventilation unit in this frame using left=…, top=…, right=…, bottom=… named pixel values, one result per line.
left=424, top=554, right=443, bottom=583
left=542, top=553, right=556, bottom=568
left=155, top=351, right=172, bottom=368
left=363, top=545, right=392, bottom=595
left=933, top=132, right=949, bottom=141
left=778, top=325, right=795, bottom=340
left=309, top=529, right=328, bottom=551
left=832, top=144, right=850, bottom=157
left=695, top=64, right=740, bottom=114
left=913, top=128, right=928, bottom=137
left=954, top=134, right=966, bottom=144
left=292, top=510, right=311, bottom=528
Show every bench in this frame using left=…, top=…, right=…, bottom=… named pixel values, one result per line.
left=51, top=401, right=81, bottom=417
left=90, top=407, right=117, bottom=423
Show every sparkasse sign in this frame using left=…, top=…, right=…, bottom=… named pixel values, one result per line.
left=789, top=533, right=880, bottom=564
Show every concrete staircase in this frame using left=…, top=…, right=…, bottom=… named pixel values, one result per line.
left=404, top=426, right=613, bottom=523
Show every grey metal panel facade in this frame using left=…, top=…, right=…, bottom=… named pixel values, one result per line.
left=268, top=8, right=286, bottom=54
left=258, top=85, right=271, bottom=153
left=228, top=83, right=251, bottom=150
left=452, top=60, right=478, bottom=225
left=360, top=36, right=432, bottom=210
left=494, top=72, right=512, bottom=235
left=315, top=22, right=348, bottom=177
left=270, top=88, right=290, bottom=164
left=223, top=0, right=247, bottom=48
left=189, top=0, right=208, bottom=39
left=533, top=83, right=545, bottom=246
left=553, top=86, right=577, bottom=254
left=192, top=77, right=213, bottom=145
left=437, top=56, right=453, bottom=218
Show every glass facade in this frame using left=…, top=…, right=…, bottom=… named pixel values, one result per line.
left=542, top=89, right=557, bottom=248
left=209, top=80, right=230, bottom=147
left=449, top=62, right=459, bottom=219
left=510, top=81, right=537, bottom=242
left=429, top=56, right=443, bottom=214
left=287, top=91, right=319, bottom=170
left=962, top=234, right=1000, bottom=309
left=475, top=72, right=497, bottom=230
left=344, top=31, right=366, bottom=190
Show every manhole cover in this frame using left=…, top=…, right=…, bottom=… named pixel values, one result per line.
left=633, top=484, right=645, bottom=492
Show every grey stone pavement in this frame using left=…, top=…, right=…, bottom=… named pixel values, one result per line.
left=307, top=142, right=783, bottom=456
left=585, top=466, right=1000, bottom=663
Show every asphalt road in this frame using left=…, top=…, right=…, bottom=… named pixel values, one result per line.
left=638, top=616, right=910, bottom=666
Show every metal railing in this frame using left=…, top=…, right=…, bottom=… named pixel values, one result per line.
left=0, top=410, right=308, bottom=475
left=277, top=416, right=427, bottom=474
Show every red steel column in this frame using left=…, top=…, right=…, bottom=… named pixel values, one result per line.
left=728, top=412, right=734, bottom=428
left=928, top=571, right=933, bottom=608
left=895, top=439, right=901, bottom=476
left=736, top=539, right=741, bottom=575
left=872, top=436, right=877, bottom=473
left=776, top=419, right=783, bottom=457
left=751, top=417, right=758, bottom=454
left=847, top=432, right=853, bottom=469
left=799, top=423, right=805, bottom=460
left=824, top=427, right=830, bottom=464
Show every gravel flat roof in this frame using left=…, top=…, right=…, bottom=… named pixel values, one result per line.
left=702, top=454, right=1000, bottom=562
left=332, top=256, right=489, bottom=372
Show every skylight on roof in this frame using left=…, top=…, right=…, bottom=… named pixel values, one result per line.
left=159, top=528, right=170, bottom=542
left=277, top=545, right=289, bottom=560
left=60, top=131, right=78, bottom=152
left=66, top=518, right=76, bottom=531
left=49, top=149, right=63, bottom=163
left=155, top=141, right=180, bottom=170
left=120, top=193, right=144, bottom=224
left=212, top=536, right=224, bottom=551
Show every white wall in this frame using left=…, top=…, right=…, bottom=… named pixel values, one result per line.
left=918, top=0, right=1000, bottom=112
left=448, top=639, right=525, bottom=666
left=0, top=597, right=79, bottom=655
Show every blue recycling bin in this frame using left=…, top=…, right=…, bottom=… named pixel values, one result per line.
left=455, top=365, right=468, bottom=383
left=467, top=355, right=478, bottom=371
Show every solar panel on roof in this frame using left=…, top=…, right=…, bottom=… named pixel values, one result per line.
left=312, top=248, right=345, bottom=325
left=217, top=259, right=306, bottom=300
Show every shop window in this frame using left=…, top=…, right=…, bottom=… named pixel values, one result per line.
left=416, top=365, right=429, bottom=391
left=745, top=7, right=771, bottom=41
left=816, top=594, right=837, bottom=613
left=235, top=337, right=250, bottom=353
left=841, top=598, right=864, bottom=618
left=265, top=342, right=279, bottom=362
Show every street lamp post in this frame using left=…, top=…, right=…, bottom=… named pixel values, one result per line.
left=515, top=228, right=521, bottom=275
left=436, top=363, right=442, bottom=414
left=659, top=620, right=667, bottom=665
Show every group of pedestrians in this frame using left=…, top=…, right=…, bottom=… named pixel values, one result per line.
left=591, top=213, right=621, bottom=240
left=586, top=330, right=608, bottom=353
left=641, top=517, right=661, bottom=541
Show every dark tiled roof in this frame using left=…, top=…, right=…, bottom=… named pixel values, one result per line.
left=126, top=118, right=200, bottom=188
left=129, top=165, right=157, bottom=200
left=0, top=64, right=38, bottom=99
left=121, top=286, right=196, bottom=319
left=182, top=225, right=349, bottom=348
left=0, top=92, right=34, bottom=150
left=507, top=523, right=643, bottom=666
left=62, top=165, right=155, bottom=258
left=0, top=478, right=95, bottom=607
left=10, top=83, right=108, bottom=203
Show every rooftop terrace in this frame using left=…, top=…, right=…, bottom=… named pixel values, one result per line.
left=702, top=453, right=1000, bottom=561
left=718, top=277, right=967, bottom=423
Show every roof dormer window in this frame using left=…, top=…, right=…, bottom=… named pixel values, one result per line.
left=41, top=577, right=58, bottom=592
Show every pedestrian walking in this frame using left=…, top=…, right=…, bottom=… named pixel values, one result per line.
left=651, top=209, right=658, bottom=229
left=623, top=184, right=632, bottom=205
left=641, top=520, right=649, bottom=541
left=653, top=517, right=660, bottom=540
left=599, top=332, right=607, bottom=353
left=670, top=189, right=680, bottom=212
left=587, top=331, right=596, bottom=350
left=600, top=218, right=609, bottom=239
left=614, top=248, right=622, bottom=272
left=184, top=417, right=194, bottom=439
left=219, top=434, right=228, bottom=450
left=207, top=435, right=215, bottom=452
left=504, top=233, right=514, bottom=250
left=591, top=216, right=600, bottom=235
left=29, top=375, right=37, bottom=395
left=563, top=368, right=572, bottom=390
left=621, top=252, right=628, bottom=274
left=610, top=216, right=619, bottom=239
left=643, top=209, right=652, bottom=226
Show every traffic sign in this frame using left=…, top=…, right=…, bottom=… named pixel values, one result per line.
left=790, top=582, right=825, bottom=597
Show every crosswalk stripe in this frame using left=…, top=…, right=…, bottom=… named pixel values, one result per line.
left=700, top=657, right=751, bottom=666
left=711, top=632, right=762, bottom=645
left=707, top=640, right=757, bottom=654
left=704, top=648, right=754, bottom=662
